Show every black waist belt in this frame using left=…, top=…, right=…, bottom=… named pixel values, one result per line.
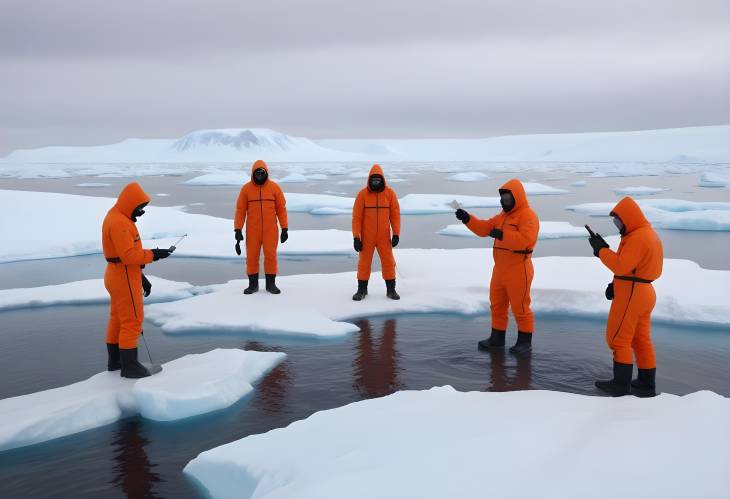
left=106, top=257, right=122, bottom=263
left=614, top=275, right=653, bottom=284
left=495, top=247, right=533, bottom=255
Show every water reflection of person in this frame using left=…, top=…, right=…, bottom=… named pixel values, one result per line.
left=111, top=420, right=162, bottom=499
left=244, top=341, right=291, bottom=414
left=354, top=319, right=401, bottom=398
left=486, top=349, right=532, bottom=392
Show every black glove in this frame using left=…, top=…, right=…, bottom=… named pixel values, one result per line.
left=354, top=237, right=363, bottom=252
left=235, top=240, right=241, bottom=256
left=489, top=228, right=503, bottom=240
left=152, top=248, right=172, bottom=261
left=234, top=229, right=243, bottom=241
left=589, top=233, right=609, bottom=257
left=455, top=209, right=470, bottom=224
left=605, top=282, right=614, bottom=301
left=141, top=273, right=152, bottom=297
left=391, top=234, right=399, bottom=247
left=280, top=228, right=288, bottom=244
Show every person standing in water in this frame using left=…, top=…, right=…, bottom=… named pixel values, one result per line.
left=454, top=179, right=539, bottom=355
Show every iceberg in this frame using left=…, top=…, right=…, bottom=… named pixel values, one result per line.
left=447, top=171, right=490, bottom=182
left=184, top=386, right=730, bottom=499
left=612, top=186, right=669, bottom=195
left=0, top=349, right=285, bottom=452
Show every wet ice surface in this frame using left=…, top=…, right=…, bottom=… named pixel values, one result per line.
left=0, top=169, right=729, bottom=498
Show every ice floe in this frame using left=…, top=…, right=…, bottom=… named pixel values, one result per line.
left=0, top=190, right=355, bottom=263
left=699, top=171, right=730, bottom=188
left=438, top=221, right=586, bottom=239
left=566, top=199, right=730, bottom=231
left=447, top=171, right=490, bottom=182
left=612, top=186, right=669, bottom=195
left=76, top=182, right=111, bottom=188
left=184, top=386, right=730, bottom=499
left=0, top=276, right=210, bottom=312
left=0, top=349, right=285, bottom=451
left=146, top=249, right=730, bottom=339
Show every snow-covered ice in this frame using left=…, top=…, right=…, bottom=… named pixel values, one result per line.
left=184, top=171, right=327, bottom=186
left=447, top=171, right=490, bottom=182
left=0, top=190, right=355, bottom=263
left=567, top=199, right=730, bottom=231
left=438, top=221, right=586, bottom=239
left=571, top=180, right=587, bottom=187
left=0, top=276, right=210, bottom=312
left=699, top=171, right=730, bottom=188
left=146, top=249, right=730, bottom=338
left=0, top=349, right=285, bottom=451
left=76, top=182, right=111, bottom=188
left=612, top=186, right=668, bottom=195
left=184, top=386, right=730, bottom=499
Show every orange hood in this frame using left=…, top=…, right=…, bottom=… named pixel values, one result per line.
left=610, top=197, right=650, bottom=235
left=367, top=164, right=386, bottom=191
left=499, top=178, right=529, bottom=212
left=115, top=182, right=150, bottom=219
left=250, top=159, right=269, bottom=183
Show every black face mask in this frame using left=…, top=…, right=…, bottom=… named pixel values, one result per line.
left=368, top=175, right=384, bottom=192
left=613, top=215, right=626, bottom=235
left=499, top=191, right=515, bottom=212
left=131, top=202, right=148, bottom=222
left=253, top=168, right=268, bottom=185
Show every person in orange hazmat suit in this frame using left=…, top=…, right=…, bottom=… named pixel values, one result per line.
left=102, top=182, right=173, bottom=378
left=234, top=160, right=289, bottom=294
left=587, top=196, right=663, bottom=397
left=454, top=178, right=539, bottom=355
left=351, top=164, right=401, bottom=301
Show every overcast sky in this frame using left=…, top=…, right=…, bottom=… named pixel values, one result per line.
left=1, top=0, right=729, bottom=154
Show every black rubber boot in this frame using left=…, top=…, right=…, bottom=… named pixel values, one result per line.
left=631, top=368, right=657, bottom=398
left=595, top=361, right=632, bottom=396
left=265, top=274, right=281, bottom=294
left=120, top=348, right=151, bottom=379
left=244, top=274, right=259, bottom=294
left=478, top=328, right=506, bottom=351
left=106, top=343, right=121, bottom=371
left=352, top=280, right=368, bottom=301
left=385, top=279, right=400, bottom=300
left=509, top=331, right=533, bottom=355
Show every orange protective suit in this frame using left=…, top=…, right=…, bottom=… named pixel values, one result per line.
left=464, top=179, right=539, bottom=333
left=102, top=183, right=155, bottom=349
left=234, top=160, right=288, bottom=275
left=598, top=197, right=663, bottom=368
left=352, top=165, right=401, bottom=281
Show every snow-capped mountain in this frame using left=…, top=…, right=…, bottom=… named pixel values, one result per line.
left=2, top=125, right=729, bottom=164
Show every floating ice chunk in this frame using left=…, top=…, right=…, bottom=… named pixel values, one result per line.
left=612, top=186, right=668, bottom=195
left=447, top=171, right=490, bottom=182
left=0, top=349, right=285, bottom=451
left=520, top=182, right=570, bottom=194
left=438, top=221, right=586, bottom=239
left=185, top=386, right=730, bottom=499
left=566, top=199, right=730, bottom=231
left=76, top=182, right=111, bottom=188
left=0, top=276, right=210, bottom=312
left=571, top=180, right=587, bottom=187
left=146, top=249, right=730, bottom=339
left=183, top=173, right=243, bottom=186
left=699, top=172, right=730, bottom=188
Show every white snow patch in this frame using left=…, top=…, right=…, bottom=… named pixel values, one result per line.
left=0, top=276, right=210, bottom=312
left=76, top=182, right=111, bottom=188
left=567, top=199, right=730, bottom=231
left=447, top=171, right=490, bottom=182
left=0, top=349, right=285, bottom=451
left=146, top=249, right=730, bottom=339
left=438, top=221, right=586, bottom=239
left=612, top=186, right=668, bottom=195
left=571, top=180, right=587, bottom=187
left=185, top=386, right=730, bottom=499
